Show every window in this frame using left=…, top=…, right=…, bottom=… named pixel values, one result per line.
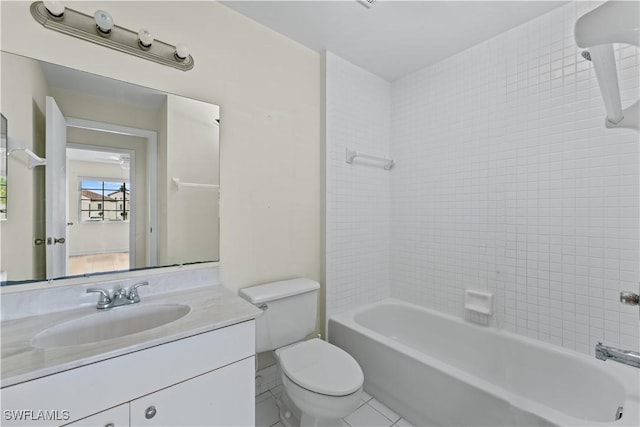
left=79, top=179, right=130, bottom=222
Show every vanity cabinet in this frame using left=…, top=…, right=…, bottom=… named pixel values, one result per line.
left=129, top=357, right=253, bottom=426
left=64, top=404, right=129, bottom=427
left=2, top=321, right=255, bottom=427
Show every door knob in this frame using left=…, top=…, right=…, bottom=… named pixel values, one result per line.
left=54, top=237, right=65, bottom=244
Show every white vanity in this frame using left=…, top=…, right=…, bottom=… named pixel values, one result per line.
left=1, top=276, right=261, bottom=427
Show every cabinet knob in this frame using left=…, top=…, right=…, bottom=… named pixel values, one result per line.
left=104, top=424, right=114, bottom=427
left=145, top=406, right=157, bottom=419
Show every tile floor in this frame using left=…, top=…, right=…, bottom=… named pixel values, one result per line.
left=68, top=252, right=129, bottom=275
left=256, top=386, right=414, bottom=427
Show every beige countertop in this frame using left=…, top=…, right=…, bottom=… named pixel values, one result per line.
left=1, top=284, right=261, bottom=387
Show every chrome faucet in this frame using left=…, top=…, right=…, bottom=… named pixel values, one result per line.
left=595, top=342, right=640, bottom=368
left=86, top=281, right=149, bottom=309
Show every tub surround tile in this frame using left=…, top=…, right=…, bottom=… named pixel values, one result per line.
left=389, top=0, right=640, bottom=355
left=324, top=51, right=392, bottom=326
left=325, top=0, right=640, bottom=356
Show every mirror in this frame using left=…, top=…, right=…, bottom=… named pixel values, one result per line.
left=0, top=51, right=220, bottom=285
left=0, top=114, right=6, bottom=221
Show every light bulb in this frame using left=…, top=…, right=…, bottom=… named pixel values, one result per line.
left=43, top=1, right=65, bottom=18
left=94, top=10, right=114, bottom=36
left=138, top=28, right=154, bottom=49
left=175, top=44, right=189, bottom=61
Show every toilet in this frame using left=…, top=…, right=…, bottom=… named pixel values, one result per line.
left=240, top=278, right=363, bottom=427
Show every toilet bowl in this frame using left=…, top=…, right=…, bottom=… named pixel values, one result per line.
left=239, top=278, right=364, bottom=427
left=276, top=339, right=363, bottom=427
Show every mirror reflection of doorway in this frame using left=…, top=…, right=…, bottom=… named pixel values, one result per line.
left=66, top=146, right=133, bottom=276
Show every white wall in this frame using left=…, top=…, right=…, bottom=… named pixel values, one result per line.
left=0, top=53, right=48, bottom=280
left=390, top=1, right=639, bottom=355
left=324, top=52, right=391, bottom=321
left=0, top=1, right=321, bottom=292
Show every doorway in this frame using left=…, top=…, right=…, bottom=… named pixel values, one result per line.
left=66, top=146, right=134, bottom=275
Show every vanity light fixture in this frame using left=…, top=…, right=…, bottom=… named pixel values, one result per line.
left=30, top=1, right=194, bottom=71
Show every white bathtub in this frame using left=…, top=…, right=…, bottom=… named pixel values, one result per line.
left=328, top=299, right=640, bottom=427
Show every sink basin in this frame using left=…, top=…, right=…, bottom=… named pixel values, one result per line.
left=31, top=304, right=191, bottom=349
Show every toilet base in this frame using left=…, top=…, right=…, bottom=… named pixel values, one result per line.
left=276, top=389, right=346, bottom=427
left=276, top=392, right=301, bottom=427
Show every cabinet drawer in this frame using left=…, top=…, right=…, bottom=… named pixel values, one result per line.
left=62, top=404, right=129, bottom=427
left=130, top=357, right=254, bottom=427
left=2, top=321, right=255, bottom=426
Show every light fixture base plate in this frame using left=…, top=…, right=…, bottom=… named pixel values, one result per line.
left=31, top=1, right=194, bottom=71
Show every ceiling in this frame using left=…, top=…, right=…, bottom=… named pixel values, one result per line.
left=40, top=61, right=166, bottom=109
left=67, top=147, right=130, bottom=165
left=222, top=1, right=566, bottom=81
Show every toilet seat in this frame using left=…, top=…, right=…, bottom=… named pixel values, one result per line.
left=278, top=338, right=364, bottom=397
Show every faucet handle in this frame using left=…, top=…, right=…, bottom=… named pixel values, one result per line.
left=128, top=281, right=149, bottom=302
left=87, top=288, right=112, bottom=308
left=620, top=291, right=639, bottom=306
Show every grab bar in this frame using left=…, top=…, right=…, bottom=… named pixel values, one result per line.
left=345, top=148, right=395, bottom=170
left=171, top=178, right=219, bottom=190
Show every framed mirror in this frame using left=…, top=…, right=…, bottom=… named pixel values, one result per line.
left=0, top=51, right=220, bottom=286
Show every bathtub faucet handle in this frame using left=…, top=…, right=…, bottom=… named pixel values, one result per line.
left=620, top=291, right=639, bottom=306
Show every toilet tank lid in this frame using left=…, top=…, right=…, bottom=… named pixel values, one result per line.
left=239, top=278, right=320, bottom=304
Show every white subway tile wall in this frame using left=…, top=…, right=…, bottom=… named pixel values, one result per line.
left=390, top=1, right=639, bottom=355
left=325, top=52, right=392, bottom=322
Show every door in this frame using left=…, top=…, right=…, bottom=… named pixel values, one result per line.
left=45, top=96, right=68, bottom=279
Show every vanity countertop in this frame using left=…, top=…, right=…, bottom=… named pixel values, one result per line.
left=1, top=284, right=262, bottom=387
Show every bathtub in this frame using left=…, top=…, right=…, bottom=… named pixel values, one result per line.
left=328, top=299, right=640, bottom=427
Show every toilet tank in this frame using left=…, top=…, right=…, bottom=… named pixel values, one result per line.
left=239, top=278, right=319, bottom=353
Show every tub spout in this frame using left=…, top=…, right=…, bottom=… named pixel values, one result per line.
left=595, top=342, right=640, bottom=368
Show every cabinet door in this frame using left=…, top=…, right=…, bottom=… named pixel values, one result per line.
left=130, top=357, right=254, bottom=427
left=62, top=404, right=129, bottom=427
